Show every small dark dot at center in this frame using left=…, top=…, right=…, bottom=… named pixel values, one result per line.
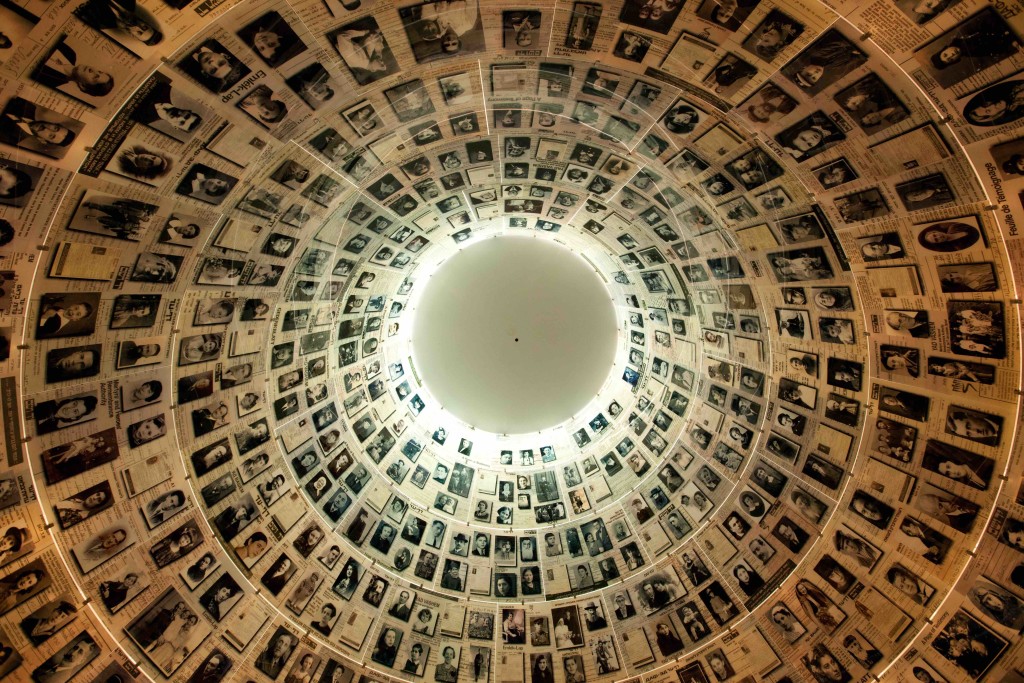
left=515, top=338, right=519, bottom=342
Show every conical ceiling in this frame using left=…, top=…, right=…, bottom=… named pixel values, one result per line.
left=0, top=0, right=1023, bottom=682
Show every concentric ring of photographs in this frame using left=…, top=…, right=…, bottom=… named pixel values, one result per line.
left=6, top=3, right=1024, bottom=683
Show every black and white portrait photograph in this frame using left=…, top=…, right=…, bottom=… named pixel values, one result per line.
left=724, top=146, right=785, bottom=191
left=752, top=461, right=789, bottom=499
left=702, top=53, right=758, bottom=96
left=54, top=481, right=114, bottom=530
left=551, top=605, right=584, bottom=649
left=31, top=630, right=101, bottom=683
left=619, top=0, right=684, bottom=33
left=774, top=110, right=847, bottom=161
left=236, top=11, right=307, bottom=68
left=922, top=438, right=994, bottom=489
left=37, top=428, right=118, bottom=486
left=693, top=0, right=759, bottom=30
left=741, top=81, right=796, bottom=128
left=107, top=137, right=172, bottom=186
left=254, top=626, right=298, bottom=679
left=45, top=345, right=102, bottom=384
left=966, top=577, right=1024, bottom=630
left=766, top=246, right=835, bottom=282
left=31, top=34, right=121, bottom=107
left=802, top=454, right=844, bottom=490
left=877, top=342, right=922, bottom=379
left=766, top=432, right=801, bottom=462
left=835, top=73, right=910, bottom=133
left=780, top=28, right=867, bottom=95
left=896, top=173, right=955, bottom=211
left=0, top=158, right=42, bottom=208
left=176, top=38, right=251, bottom=94
left=814, top=157, right=858, bottom=189
left=142, top=488, right=187, bottom=529
left=914, top=482, right=981, bottom=534
left=110, top=294, right=161, bottom=330
left=856, top=232, right=906, bottom=261
left=35, top=292, right=100, bottom=340
left=70, top=523, right=136, bottom=575
left=930, top=609, right=1008, bottom=680
left=776, top=212, right=824, bottom=244
left=0, top=96, right=84, bottom=160
left=118, top=375, right=164, bottom=413
left=915, top=218, right=983, bottom=252
left=944, top=404, right=1003, bottom=447
left=893, top=515, right=951, bottom=565
left=876, top=386, right=929, bottom=422
left=175, top=164, right=238, bottom=205
left=20, top=596, right=78, bottom=647
left=697, top=581, right=739, bottom=626
left=613, top=31, right=653, bottom=63
left=776, top=308, right=809, bottom=340
left=178, top=332, right=224, bottom=366
left=882, top=309, right=928, bottom=339
left=67, top=192, right=158, bottom=242
left=564, top=2, right=601, bottom=50
left=502, top=10, right=541, bottom=48
left=199, top=572, right=243, bottom=621
left=912, top=7, right=1020, bottom=89
left=947, top=300, right=1005, bottom=358
left=149, top=519, right=203, bottom=568
left=237, top=85, right=288, bottom=130
left=742, top=9, right=803, bottom=62
left=129, top=74, right=209, bottom=143
left=927, top=356, right=995, bottom=384
left=399, top=0, right=485, bottom=63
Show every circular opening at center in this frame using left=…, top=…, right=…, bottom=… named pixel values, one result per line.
left=412, top=236, right=618, bottom=434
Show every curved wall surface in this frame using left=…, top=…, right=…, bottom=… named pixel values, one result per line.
left=0, top=0, right=1023, bottom=681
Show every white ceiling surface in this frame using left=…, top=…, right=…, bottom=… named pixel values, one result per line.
left=412, top=237, right=618, bottom=434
